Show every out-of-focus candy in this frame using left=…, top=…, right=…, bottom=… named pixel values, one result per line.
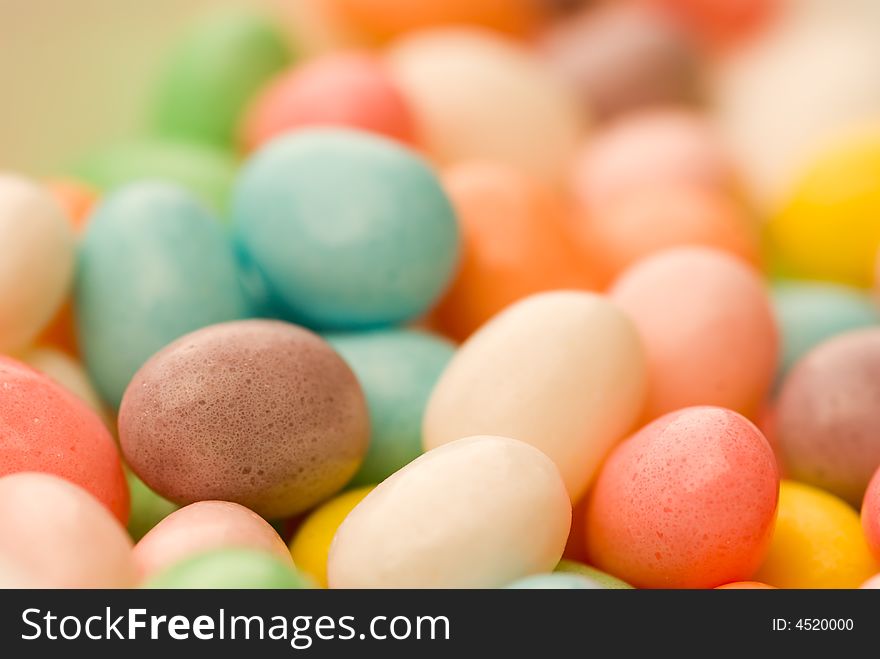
left=76, top=182, right=251, bottom=408
left=326, top=330, right=454, bottom=485
left=328, top=435, right=571, bottom=588
left=325, top=0, right=543, bottom=42
left=571, top=108, right=736, bottom=215
left=36, top=300, right=78, bottom=357
left=554, top=560, right=633, bottom=589
left=771, top=281, right=879, bottom=379
left=775, top=329, right=880, bottom=505
left=144, top=548, right=310, bottom=590
left=573, top=184, right=760, bottom=286
left=540, top=3, right=702, bottom=120
left=430, top=162, right=599, bottom=341
left=133, top=500, right=293, bottom=580
left=767, top=126, right=880, bottom=287
left=152, top=8, right=293, bottom=149
left=289, top=486, right=374, bottom=588
left=0, top=174, right=74, bottom=352
left=715, top=581, right=776, bottom=589
left=611, top=247, right=777, bottom=422
left=74, top=140, right=238, bottom=213
left=120, top=320, right=369, bottom=518
left=424, top=292, right=646, bottom=501
left=385, top=29, right=585, bottom=183
left=126, top=470, right=179, bottom=543
left=506, top=573, right=603, bottom=589
left=242, top=51, right=416, bottom=152
left=586, top=406, right=779, bottom=589
left=862, top=574, right=880, bottom=589
left=650, top=0, right=779, bottom=46
left=862, top=467, right=880, bottom=562
left=19, top=346, right=106, bottom=420
left=44, top=178, right=97, bottom=231
left=232, top=129, right=458, bottom=330
left=0, top=356, right=127, bottom=521
left=0, top=473, right=135, bottom=588
left=755, top=480, right=877, bottom=589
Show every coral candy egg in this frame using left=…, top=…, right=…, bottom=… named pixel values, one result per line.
left=289, top=486, right=374, bottom=588
left=611, top=247, right=777, bottom=422
left=431, top=162, right=599, bottom=341
left=0, top=473, right=135, bottom=588
left=586, top=406, right=779, bottom=589
left=863, top=468, right=880, bottom=562
left=133, top=500, right=293, bottom=580
left=575, top=184, right=760, bottom=285
left=715, top=581, right=776, bottom=589
left=755, top=481, right=877, bottom=589
left=0, top=356, right=127, bottom=521
left=242, top=51, right=416, bottom=151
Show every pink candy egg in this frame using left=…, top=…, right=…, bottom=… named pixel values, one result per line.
left=571, top=108, right=737, bottom=214
left=0, top=472, right=136, bottom=588
left=586, top=406, right=779, bottom=589
left=776, top=330, right=880, bottom=505
left=611, top=247, right=777, bottom=422
left=241, top=51, right=416, bottom=152
left=132, top=500, right=294, bottom=580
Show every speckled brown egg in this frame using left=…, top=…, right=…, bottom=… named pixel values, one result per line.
left=118, top=319, right=369, bottom=518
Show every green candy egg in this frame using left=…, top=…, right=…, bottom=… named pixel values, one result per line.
left=143, top=548, right=311, bottom=590
left=507, top=573, right=604, bottom=589
left=125, top=469, right=179, bottom=542
left=73, top=140, right=238, bottom=214
left=555, top=559, right=633, bottom=589
left=153, top=8, right=293, bottom=148
left=326, top=329, right=455, bottom=485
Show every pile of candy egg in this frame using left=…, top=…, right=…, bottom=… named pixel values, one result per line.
left=3, top=0, right=880, bottom=589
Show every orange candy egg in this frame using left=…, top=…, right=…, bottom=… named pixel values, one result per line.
left=429, top=161, right=598, bottom=341
left=715, top=581, right=776, bottom=589
left=611, top=247, right=777, bottom=422
left=45, top=178, right=98, bottom=231
left=241, top=51, right=417, bottom=152
left=325, top=0, right=543, bottom=43
left=586, top=406, right=779, bottom=589
left=574, top=183, right=760, bottom=285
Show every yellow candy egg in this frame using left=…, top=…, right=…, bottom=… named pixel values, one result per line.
left=289, top=486, right=374, bottom=588
left=768, top=125, right=880, bottom=287
left=754, top=480, right=878, bottom=588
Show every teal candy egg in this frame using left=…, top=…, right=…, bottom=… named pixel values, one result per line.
left=771, top=281, right=879, bottom=378
left=507, top=573, right=604, bottom=589
left=76, top=182, right=251, bottom=408
left=555, top=559, right=633, bottom=589
left=143, top=548, right=311, bottom=589
left=326, top=329, right=455, bottom=485
left=232, top=129, right=460, bottom=330
left=73, top=140, right=238, bottom=214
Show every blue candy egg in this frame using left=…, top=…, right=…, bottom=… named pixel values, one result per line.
left=325, top=329, right=455, bottom=486
left=506, top=573, right=604, bottom=589
left=76, top=182, right=251, bottom=407
left=231, top=129, right=460, bottom=330
left=771, top=280, right=879, bottom=380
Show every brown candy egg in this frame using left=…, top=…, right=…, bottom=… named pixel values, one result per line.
left=119, top=319, right=369, bottom=518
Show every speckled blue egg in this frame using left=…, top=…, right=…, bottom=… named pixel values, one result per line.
left=506, top=573, right=604, bottom=589
left=231, top=129, right=459, bottom=330
left=771, top=280, right=879, bottom=379
left=325, top=329, right=455, bottom=485
left=76, top=182, right=251, bottom=408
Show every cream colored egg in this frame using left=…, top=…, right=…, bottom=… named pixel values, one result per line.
left=19, top=346, right=107, bottom=419
left=0, top=175, right=74, bottom=352
left=423, top=291, right=646, bottom=500
left=0, top=472, right=136, bottom=588
left=328, top=435, right=570, bottom=588
left=385, top=29, right=585, bottom=184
